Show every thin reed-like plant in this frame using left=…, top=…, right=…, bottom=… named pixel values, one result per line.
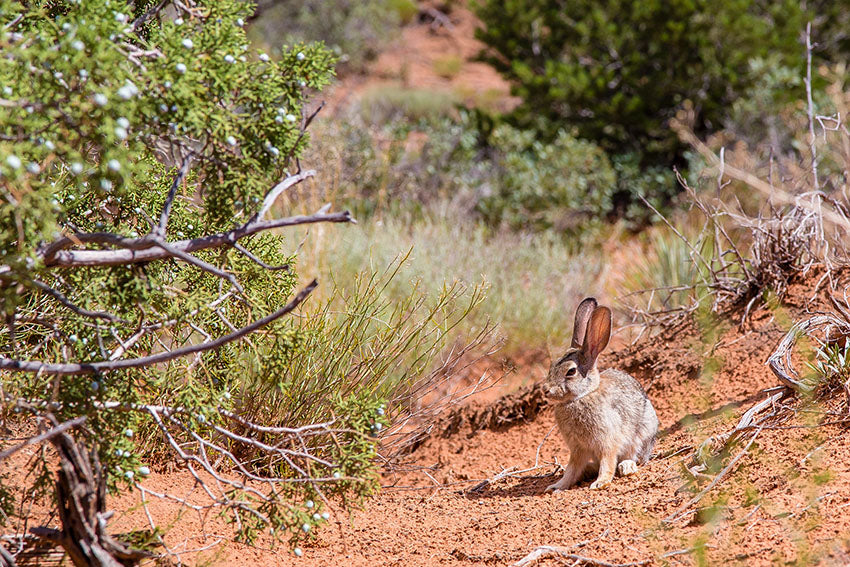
left=236, top=252, right=489, bottom=432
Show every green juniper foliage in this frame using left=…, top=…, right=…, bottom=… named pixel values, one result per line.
left=474, top=0, right=850, bottom=165
left=0, top=0, right=431, bottom=551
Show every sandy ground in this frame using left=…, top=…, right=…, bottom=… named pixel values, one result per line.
left=70, top=267, right=846, bottom=567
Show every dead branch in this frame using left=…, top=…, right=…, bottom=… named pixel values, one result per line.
left=31, top=209, right=351, bottom=270
left=0, top=416, right=86, bottom=462
left=251, top=169, right=316, bottom=222
left=511, top=546, right=649, bottom=567
left=29, top=427, right=153, bottom=567
left=0, top=544, right=15, bottom=567
left=672, top=122, right=850, bottom=233
left=151, top=237, right=244, bottom=293
left=767, top=313, right=850, bottom=391
left=0, top=280, right=317, bottom=374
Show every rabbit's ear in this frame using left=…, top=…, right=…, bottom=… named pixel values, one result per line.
left=571, top=297, right=598, bottom=349
left=582, top=306, right=611, bottom=365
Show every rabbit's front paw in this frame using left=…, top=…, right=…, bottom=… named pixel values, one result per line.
left=545, top=478, right=570, bottom=492
left=617, top=460, right=638, bottom=476
left=589, top=476, right=611, bottom=490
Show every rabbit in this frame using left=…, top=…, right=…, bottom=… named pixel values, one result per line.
left=544, top=297, right=658, bottom=491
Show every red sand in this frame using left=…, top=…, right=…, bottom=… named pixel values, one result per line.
left=92, top=267, right=850, bottom=566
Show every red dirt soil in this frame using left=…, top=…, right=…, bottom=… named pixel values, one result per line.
left=75, top=267, right=848, bottom=567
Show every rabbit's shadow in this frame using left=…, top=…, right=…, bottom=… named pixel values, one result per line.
left=461, top=470, right=591, bottom=498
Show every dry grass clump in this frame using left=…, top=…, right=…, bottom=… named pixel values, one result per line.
left=293, top=206, right=602, bottom=353
left=620, top=75, right=850, bottom=328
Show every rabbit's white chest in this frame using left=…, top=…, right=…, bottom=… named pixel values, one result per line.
left=553, top=396, right=619, bottom=452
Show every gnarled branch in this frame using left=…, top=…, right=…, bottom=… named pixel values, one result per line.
left=0, top=280, right=317, bottom=375
left=43, top=210, right=352, bottom=269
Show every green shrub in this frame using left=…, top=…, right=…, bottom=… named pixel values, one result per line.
left=477, top=125, right=618, bottom=234
left=250, top=0, right=403, bottom=74
left=311, top=106, right=672, bottom=237
left=433, top=54, right=463, bottom=79
left=723, top=56, right=803, bottom=154
left=305, top=104, right=480, bottom=216
left=474, top=0, right=850, bottom=164
left=0, top=0, right=477, bottom=555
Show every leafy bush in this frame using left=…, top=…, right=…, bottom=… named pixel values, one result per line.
left=305, top=104, right=480, bottom=217
left=474, top=0, right=850, bottom=164
left=723, top=56, right=803, bottom=154
left=311, top=103, right=675, bottom=236
left=250, top=0, right=408, bottom=74
left=477, top=125, right=617, bottom=234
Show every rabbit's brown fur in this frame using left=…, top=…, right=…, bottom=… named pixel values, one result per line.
left=544, top=298, right=658, bottom=491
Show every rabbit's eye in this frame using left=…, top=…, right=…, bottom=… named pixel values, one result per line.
left=566, top=367, right=577, bottom=377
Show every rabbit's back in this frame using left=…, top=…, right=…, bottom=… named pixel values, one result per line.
left=553, top=369, right=657, bottom=463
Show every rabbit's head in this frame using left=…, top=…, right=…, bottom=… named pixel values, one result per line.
left=545, top=297, right=612, bottom=402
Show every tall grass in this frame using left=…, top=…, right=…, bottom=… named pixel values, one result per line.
left=614, top=223, right=714, bottom=315
left=356, top=86, right=460, bottom=126
left=237, top=254, right=487, bottom=428
left=294, top=204, right=603, bottom=353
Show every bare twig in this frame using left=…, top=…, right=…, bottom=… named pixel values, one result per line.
left=664, top=428, right=761, bottom=523
left=805, top=22, right=819, bottom=191
left=29, top=280, right=126, bottom=324
left=232, top=243, right=289, bottom=271
left=672, top=123, right=850, bottom=232
left=250, top=169, right=316, bottom=223
left=157, top=155, right=194, bottom=235
left=131, top=0, right=169, bottom=31
left=511, top=546, right=649, bottom=567
left=0, top=416, right=86, bottom=462
left=152, top=237, right=244, bottom=294
left=0, top=280, right=317, bottom=374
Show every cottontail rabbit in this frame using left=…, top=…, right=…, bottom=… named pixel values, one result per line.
left=544, top=298, right=658, bottom=491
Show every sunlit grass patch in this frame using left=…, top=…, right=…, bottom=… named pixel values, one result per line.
left=296, top=206, right=602, bottom=353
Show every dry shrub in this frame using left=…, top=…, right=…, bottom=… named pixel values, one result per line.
left=622, top=72, right=850, bottom=328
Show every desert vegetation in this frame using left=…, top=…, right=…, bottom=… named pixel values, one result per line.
left=2, top=1, right=850, bottom=566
